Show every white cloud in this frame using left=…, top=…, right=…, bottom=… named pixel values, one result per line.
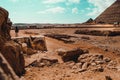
left=68, top=0, right=80, bottom=4
left=86, top=7, right=91, bottom=10
left=43, top=0, right=65, bottom=4
left=66, top=0, right=80, bottom=5
left=43, top=0, right=80, bottom=4
left=37, top=7, right=65, bottom=14
left=10, top=0, right=18, bottom=2
left=72, top=7, right=78, bottom=14
left=87, top=0, right=115, bottom=16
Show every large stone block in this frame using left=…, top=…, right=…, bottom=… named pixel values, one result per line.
left=57, top=48, right=84, bottom=62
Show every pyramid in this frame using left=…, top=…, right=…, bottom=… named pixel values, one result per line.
left=94, top=0, right=120, bottom=24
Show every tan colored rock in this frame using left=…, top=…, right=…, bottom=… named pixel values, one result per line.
left=12, top=36, right=47, bottom=51
left=31, top=36, right=47, bottom=51
left=57, top=48, right=84, bottom=62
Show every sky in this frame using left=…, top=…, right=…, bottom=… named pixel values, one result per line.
left=0, top=0, right=116, bottom=23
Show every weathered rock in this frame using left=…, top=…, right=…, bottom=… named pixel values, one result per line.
left=0, top=7, right=25, bottom=77
left=1, top=41, right=25, bottom=76
left=0, top=7, right=11, bottom=40
left=12, top=36, right=47, bottom=52
left=95, top=60, right=105, bottom=64
left=91, top=62, right=97, bottom=66
left=40, top=57, right=58, bottom=66
left=82, top=62, right=89, bottom=70
left=107, top=61, right=117, bottom=69
left=31, top=36, right=47, bottom=51
left=65, top=61, right=75, bottom=68
left=57, top=48, right=84, bottom=62
left=78, top=69, right=87, bottom=72
left=78, top=54, right=91, bottom=63
left=104, top=57, right=111, bottom=62
left=77, top=53, right=116, bottom=72
left=76, top=63, right=82, bottom=69
left=0, top=53, right=19, bottom=80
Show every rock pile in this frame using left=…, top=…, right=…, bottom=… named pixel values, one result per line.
left=68, top=53, right=118, bottom=73
left=0, top=7, right=25, bottom=77
left=56, top=48, right=118, bottom=73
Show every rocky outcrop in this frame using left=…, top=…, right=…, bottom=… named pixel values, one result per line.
left=0, top=7, right=11, bottom=41
left=0, top=53, right=19, bottom=80
left=1, top=41, right=25, bottom=76
left=0, top=7, right=25, bottom=77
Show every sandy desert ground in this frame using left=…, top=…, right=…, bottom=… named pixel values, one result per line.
left=10, top=27, right=120, bottom=80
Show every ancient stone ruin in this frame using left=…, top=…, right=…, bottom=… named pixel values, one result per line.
left=95, top=0, right=120, bottom=24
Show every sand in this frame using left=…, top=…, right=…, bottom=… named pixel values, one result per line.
left=10, top=27, right=120, bottom=80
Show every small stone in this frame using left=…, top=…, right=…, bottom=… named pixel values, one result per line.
left=82, top=62, right=89, bottom=70
left=91, top=62, right=97, bottom=66
left=96, top=54, right=103, bottom=60
left=97, top=66, right=104, bottom=72
left=76, top=63, right=83, bottom=69
left=79, top=69, right=87, bottom=72
left=95, top=60, right=104, bottom=64
left=104, top=58, right=111, bottom=62
left=72, top=65, right=78, bottom=69
left=105, top=76, right=112, bottom=80
left=92, top=66, right=104, bottom=72
left=66, top=61, right=75, bottom=67
left=39, top=63, right=45, bottom=67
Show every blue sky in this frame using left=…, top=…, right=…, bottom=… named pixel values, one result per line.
left=0, top=0, right=116, bottom=23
